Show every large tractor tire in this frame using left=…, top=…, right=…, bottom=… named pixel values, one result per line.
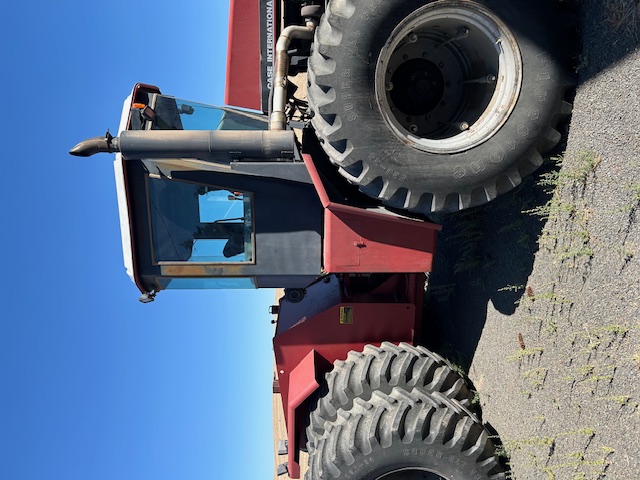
left=307, top=388, right=506, bottom=479
left=306, top=343, right=475, bottom=453
left=308, top=0, right=575, bottom=214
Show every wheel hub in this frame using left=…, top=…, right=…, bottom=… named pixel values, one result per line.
left=376, top=0, right=522, bottom=154
left=389, top=58, right=445, bottom=116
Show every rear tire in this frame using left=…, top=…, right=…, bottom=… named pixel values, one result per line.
left=308, top=0, right=575, bottom=213
left=307, top=388, right=506, bottom=480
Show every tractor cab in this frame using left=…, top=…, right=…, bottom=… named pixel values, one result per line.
left=71, top=84, right=440, bottom=302
left=108, top=84, right=325, bottom=301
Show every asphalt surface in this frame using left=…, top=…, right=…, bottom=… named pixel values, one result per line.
left=424, top=1, right=640, bottom=478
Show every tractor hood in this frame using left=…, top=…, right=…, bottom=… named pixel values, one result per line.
left=225, top=0, right=276, bottom=112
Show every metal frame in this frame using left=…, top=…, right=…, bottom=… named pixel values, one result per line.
left=273, top=273, right=427, bottom=478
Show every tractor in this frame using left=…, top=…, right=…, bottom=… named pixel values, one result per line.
left=70, top=0, right=575, bottom=478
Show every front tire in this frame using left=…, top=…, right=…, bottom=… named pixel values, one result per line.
left=308, top=0, right=575, bottom=213
left=307, top=388, right=506, bottom=479
left=306, top=342, right=476, bottom=454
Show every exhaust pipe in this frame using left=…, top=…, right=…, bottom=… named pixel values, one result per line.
left=269, top=19, right=317, bottom=131
left=69, top=131, right=119, bottom=157
left=70, top=130, right=297, bottom=161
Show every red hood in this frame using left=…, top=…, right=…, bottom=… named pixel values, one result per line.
left=225, top=0, right=276, bottom=112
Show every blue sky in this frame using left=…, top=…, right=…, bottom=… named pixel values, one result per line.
left=1, top=1, right=277, bottom=478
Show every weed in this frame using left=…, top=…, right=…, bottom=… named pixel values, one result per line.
left=438, top=345, right=470, bottom=374
left=566, top=451, right=585, bottom=461
left=506, top=435, right=555, bottom=449
left=538, top=158, right=563, bottom=187
left=559, top=428, right=596, bottom=438
left=634, top=352, right=640, bottom=370
left=577, top=364, right=595, bottom=377
left=579, top=323, right=629, bottom=350
left=494, top=443, right=511, bottom=459
left=523, top=368, right=549, bottom=389
left=429, top=283, right=456, bottom=302
left=606, top=0, right=640, bottom=39
left=620, top=246, right=635, bottom=263
left=620, top=182, right=640, bottom=214
left=574, top=365, right=616, bottom=392
left=518, top=290, right=572, bottom=306
left=554, top=245, right=594, bottom=262
left=498, top=219, right=524, bottom=235
left=598, top=323, right=629, bottom=335
left=565, top=151, right=602, bottom=186
left=498, top=284, right=524, bottom=293
left=631, top=182, right=640, bottom=202
left=471, top=390, right=482, bottom=407
left=583, top=374, right=615, bottom=384
left=574, top=54, right=589, bottom=72
left=524, top=197, right=576, bottom=220
left=545, top=317, right=558, bottom=335
left=597, top=395, right=631, bottom=406
left=445, top=215, right=484, bottom=276
left=508, top=347, right=544, bottom=361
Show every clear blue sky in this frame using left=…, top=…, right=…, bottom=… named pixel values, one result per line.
left=1, top=1, right=277, bottom=479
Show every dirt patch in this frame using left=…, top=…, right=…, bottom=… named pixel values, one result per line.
left=425, top=1, right=640, bottom=478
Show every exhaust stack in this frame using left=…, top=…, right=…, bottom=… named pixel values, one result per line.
left=70, top=130, right=296, bottom=161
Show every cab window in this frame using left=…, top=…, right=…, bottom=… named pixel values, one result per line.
left=151, top=95, right=268, bottom=131
left=146, top=177, right=253, bottom=264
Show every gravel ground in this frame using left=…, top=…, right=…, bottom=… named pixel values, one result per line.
left=424, top=1, right=640, bottom=478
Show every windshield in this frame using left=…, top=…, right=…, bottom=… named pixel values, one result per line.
left=145, top=95, right=268, bottom=131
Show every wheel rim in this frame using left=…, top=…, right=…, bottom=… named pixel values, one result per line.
left=375, top=0, right=522, bottom=154
left=376, top=467, right=451, bottom=480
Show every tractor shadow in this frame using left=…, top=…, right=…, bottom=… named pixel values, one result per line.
left=574, top=0, right=640, bottom=84
left=419, top=164, right=555, bottom=366
left=419, top=0, right=639, bottom=369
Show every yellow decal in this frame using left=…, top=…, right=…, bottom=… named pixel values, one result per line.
left=340, top=306, right=354, bottom=325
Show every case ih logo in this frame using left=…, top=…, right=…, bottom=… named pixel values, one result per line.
left=261, top=0, right=275, bottom=111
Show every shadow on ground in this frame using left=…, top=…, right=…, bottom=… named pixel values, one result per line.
left=419, top=0, right=639, bottom=370
left=419, top=162, right=556, bottom=368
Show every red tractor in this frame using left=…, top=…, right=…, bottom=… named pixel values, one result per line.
left=71, top=1, right=575, bottom=478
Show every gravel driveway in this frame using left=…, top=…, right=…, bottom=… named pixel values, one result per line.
left=424, top=1, right=640, bottom=478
